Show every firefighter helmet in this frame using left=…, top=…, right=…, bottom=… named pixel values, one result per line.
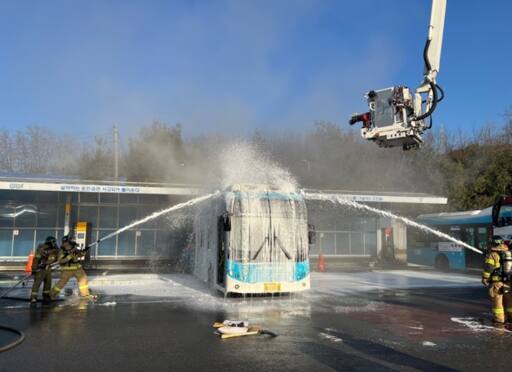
left=492, top=236, right=505, bottom=246
left=45, top=236, right=57, bottom=247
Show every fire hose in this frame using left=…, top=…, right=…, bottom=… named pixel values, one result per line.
left=0, top=324, right=25, bottom=353
left=0, top=273, right=33, bottom=300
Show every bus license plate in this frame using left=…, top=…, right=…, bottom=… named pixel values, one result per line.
left=264, top=283, right=281, bottom=292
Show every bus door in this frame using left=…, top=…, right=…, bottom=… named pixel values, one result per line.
left=476, top=226, right=491, bottom=252
left=217, top=213, right=230, bottom=286
left=463, top=226, right=481, bottom=269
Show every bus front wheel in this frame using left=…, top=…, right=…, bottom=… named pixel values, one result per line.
left=435, top=254, right=450, bottom=272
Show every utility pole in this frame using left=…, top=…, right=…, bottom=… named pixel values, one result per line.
left=439, top=124, right=447, bottom=154
left=113, top=124, right=119, bottom=181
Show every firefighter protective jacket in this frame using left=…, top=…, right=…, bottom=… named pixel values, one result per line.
left=482, top=244, right=510, bottom=284
left=58, top=242, right=86, bottom=270
left=31, top=243, right=58, bottom=272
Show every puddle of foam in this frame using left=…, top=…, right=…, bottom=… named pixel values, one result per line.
left=451, top=317, right=512, bottom=333
left=334, top=302, right=380, bottom=314
left=98, top=301, right=117, bottom=307
left=408, top=325, right=424, bottom=330
left=319, top=332, right=343, bottom=343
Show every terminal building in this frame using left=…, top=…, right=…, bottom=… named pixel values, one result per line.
left=0, top=176, right=447, bottom=270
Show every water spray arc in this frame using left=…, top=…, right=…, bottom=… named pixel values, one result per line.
left=303, top=192, right=483, bottom=255
left=87, top=192, right=220, bottom=249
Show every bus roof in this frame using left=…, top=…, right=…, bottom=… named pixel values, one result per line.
left=228, top=190, right=304, bottom=201
left=417, top=203, right=512, bottom=226
left=227, top=184, right=296, bottom=193
left=417, top=207, right=492, bottom=225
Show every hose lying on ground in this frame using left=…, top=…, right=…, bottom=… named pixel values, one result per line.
left=0, top=324, right=25, bottom=352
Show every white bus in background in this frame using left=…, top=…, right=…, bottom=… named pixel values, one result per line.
left=192, top=184, right=310, bottom=295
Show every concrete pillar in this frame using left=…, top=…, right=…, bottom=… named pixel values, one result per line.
left=376, top=228, right=382, bottom=257
left=392, top=220, right=407, bottom=264
left=64, top=194, right=71, bottom=236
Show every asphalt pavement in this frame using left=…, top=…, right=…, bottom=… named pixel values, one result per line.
left=1, top=271, right=511, bottom=371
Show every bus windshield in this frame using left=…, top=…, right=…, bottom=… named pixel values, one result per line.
left=227, top=191, right=308, bottom=264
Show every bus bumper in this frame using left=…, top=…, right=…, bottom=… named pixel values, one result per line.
left=225, top=275, right=310, bottom=294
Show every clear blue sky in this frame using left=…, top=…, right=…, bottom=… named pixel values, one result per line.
left=0, top=0, right=510, bottom=139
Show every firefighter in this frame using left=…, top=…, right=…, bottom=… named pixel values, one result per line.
left=30, top=236, right=59, bottom=303
left=50, top=235, right=94, bottom=300
left=482, top=236, right=512, bottom=323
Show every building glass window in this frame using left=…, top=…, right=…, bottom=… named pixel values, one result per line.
left=80, top=193, right=99, bottom=203
left=336, top=218, right=352, bottom=231
left=137, top=230, right=155, bottom=256
left=120, top=194, right=138, bottom=204
left=0, top=206, right=14, bottom=228
left=14, top=207, right=37, bottom=227
left=119, top=206, right=137, bottom=227
left=156, top=231, right=173, bottom=257
left=156, top=215, right=173, bottom=229
left=309, top=242, right=319, bottom=255
left=137, top=206, right=157, bottom=228
left=37, top=206, right=58, bottom=228
left=140, top=195, right=161, bottom=204
left=365, top=232, right=377, bottom=256
left=100, top=193, right=118, bottom=204
left=350, top=232, right=364, bottom=255
left=36, top=230, right=58, bottom=246
left=335, top=233, right=350, bottom=255
left=320, top=233, right=335, bottom=255
left=36, top=192, right=58, bottom=203
left=97, top=231, right=116, bottom=256
left=99, top=207, right=118, bottom=229
left=55, top=229, right=66, bottom=243
left=78, top=206, right=98, bottom=228
left=88, top=229, right=98, bottom=257
left=13, top=229, right=35, bottom=256
left=0, top=230, right=12, bottom=256
left=118, top=230, right=136, bottom=256
left=2, top=191, right=34, bottom=203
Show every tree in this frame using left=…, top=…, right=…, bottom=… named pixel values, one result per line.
left=125, top=122, right=187, bottom=183
left=76, top=137, right=114, bottom=180
left=0, top=126, right=77, bottom=175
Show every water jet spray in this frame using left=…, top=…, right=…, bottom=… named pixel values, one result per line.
left=302, top=191, right=483, bottom=255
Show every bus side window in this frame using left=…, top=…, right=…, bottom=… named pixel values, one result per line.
left=412, top=229, right=431, bottom=247
left=463, top=227, right=475, bottom=247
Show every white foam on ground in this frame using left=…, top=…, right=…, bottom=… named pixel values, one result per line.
left=319, top=332, right=343, bottom=343
left=408, top=325, right=424, bottom=330
left=422, top=341, right=436, bottom=346
left=99, top=301, right=117, bottom=307
left=75, top=270, right=483, bottom=317
left=334, top=302, right=380, bottom=314
left=309, top=271, right=480, bottom=295
left=450, top=317, right=512, bottom=333
left=3, top=270, right=480, bottom=308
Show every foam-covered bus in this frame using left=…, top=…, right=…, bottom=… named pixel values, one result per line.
left=192, top=184, right=310, bottom=295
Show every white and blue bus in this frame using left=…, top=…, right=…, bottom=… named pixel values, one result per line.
left=192, top=184, right=310, bottom=295
left=408, top=199, right=512, bottom=271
